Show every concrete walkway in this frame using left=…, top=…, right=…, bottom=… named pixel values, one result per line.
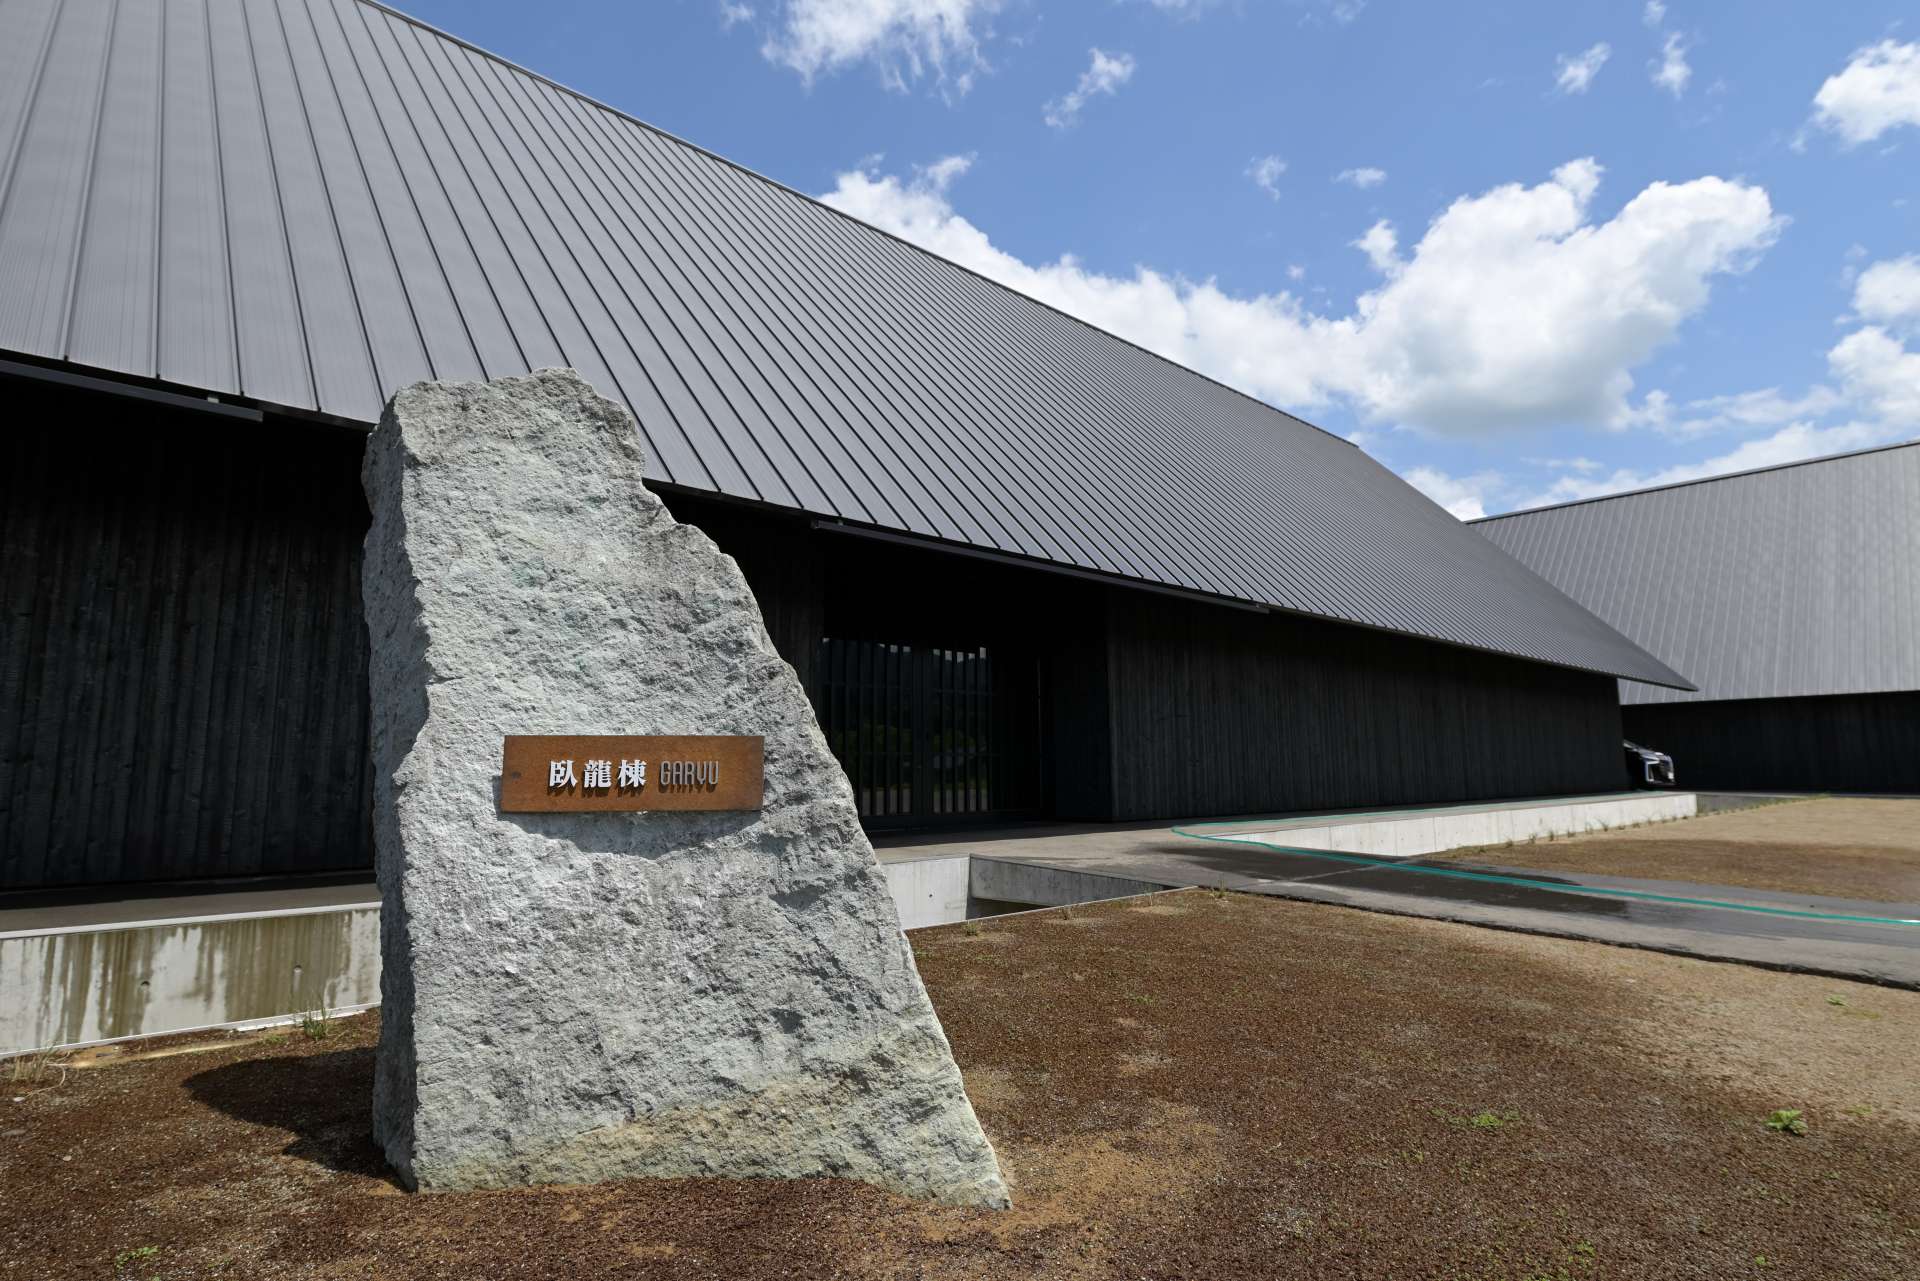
left=876, top=801, right=1920, bottom=990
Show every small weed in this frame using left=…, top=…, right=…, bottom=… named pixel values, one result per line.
left=299, top=1009, right=334, bottom=1041
left=1843, top=1104, right=1876, bottom=1119
left=1765, top=1109, right=1808, bottom=1136
left=1826, top=995, right=1848, bottom=1007
left=6, top=1049, right=68, bottom=1090
left=1469, top=1110, right=1516, bottom=1130
left=962, top=920, right=982, bottom=938
left=1754, top=1255, right=1772, bottom=1268
left=113, top=1245, right=161, bottom=1274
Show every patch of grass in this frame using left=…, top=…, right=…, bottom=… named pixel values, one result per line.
left=1433, top=1106, right=1523, bottom=1131
left=1765, top=1109, right=1808, bottom=1137
left=962, top=920, right=982, bottom=938
left=298, top=1009, right=334, bottom=1041
left=113, top=1244, right=161, bottom=1274
left=1826, top=995, right=1848, bottom=1007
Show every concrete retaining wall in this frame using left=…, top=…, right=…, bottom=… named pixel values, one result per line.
left=1, top=907, right=380, bottom=1056
left=1, top=793, right=1699, bottom=1055
left=883, top=855, right=973, bottom=931
left=966, top=859, right=1169, bottom=910
left=1237, top=792, right=1697, bottom=859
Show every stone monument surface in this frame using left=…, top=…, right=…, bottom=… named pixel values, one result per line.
left=361, top=369, right=1008, bottom=1207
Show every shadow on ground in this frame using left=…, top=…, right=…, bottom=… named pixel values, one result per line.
left=186, top=1045, right=396, bottom=1184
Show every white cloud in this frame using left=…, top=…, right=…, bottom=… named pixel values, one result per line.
left=1650, top=32, right=1691, bottom=97
left=1044, top=48, right=1136, bottom=129
left=1525, top=455, right=1602, bottom=474
left=1403, top=467, right=1504, bottom=520
left=1829, top=326, right=1920, bottom=425
left=1507, top=252, right=1920, bottom=510
left=1521, top=419, right=1912, bottom=510
left=718, top=1, right=754, bottom=30
left=917, top=152, right=974, bottom=192
left=1335, top=166, right=1387, bottom=189
left=820, top=156, right=1782, bottom=439
left=1555, top=42, right=1611, bottom=95
left=1853, top=254, right=1920, bottom=329
left=761, top=0, right=1000, bottom=92
left=1811, top=40, right=1920, bottom=146
left=1642, top=1, right=1666, bottom=27
left=1286, top=264, right=1306, bottom=281
left=1350, top=220, right=1400, bottom=275
left=1675, top=386, right=1845, bottom=435
left=1247, top=154, right=1287, bottom=199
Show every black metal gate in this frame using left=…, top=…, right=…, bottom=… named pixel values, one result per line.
left=814, top=638, right=1039, bottom=825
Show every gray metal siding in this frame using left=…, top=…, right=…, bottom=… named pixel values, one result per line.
left=1475, top=444, right=1920, bottom=705
left=0, top=0, right=1688, bottom=690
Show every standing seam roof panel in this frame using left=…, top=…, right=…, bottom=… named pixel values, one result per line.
left=643, top=127, right=1098, bottom=557
left=1475, top=442, right=1920, bottom=703
left=0, top=0, right=1692, bottom=691
left=465, top=50, right=845, bottom=520
left=614, top=115, right=1027, bottom=548
left=156, top=0, right=240, bottom=396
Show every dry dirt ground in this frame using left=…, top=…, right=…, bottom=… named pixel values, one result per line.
left=4, top=891, right=1916, bottom=1280
left=1433, top=797, right=1920, bottom=903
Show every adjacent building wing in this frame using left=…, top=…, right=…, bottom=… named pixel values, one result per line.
left=1474, top=443, right=1920, bottom=704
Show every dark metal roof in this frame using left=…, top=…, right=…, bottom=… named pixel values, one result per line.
left=0, top=0, right=1690, bottom=689
left=1474, top=442, right=1920, bottom=704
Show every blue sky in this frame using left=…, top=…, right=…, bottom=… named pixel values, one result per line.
left=399, top=0, right=1919, bottom=516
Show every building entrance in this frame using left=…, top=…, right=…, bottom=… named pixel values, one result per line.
left=815, top=637, right=1042, bottom=826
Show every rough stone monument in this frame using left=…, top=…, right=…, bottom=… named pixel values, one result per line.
left=361, top=370, right=1009, bottom=1207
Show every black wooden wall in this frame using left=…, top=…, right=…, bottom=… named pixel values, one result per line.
left=1097, top=590, right=1627, bottom=820
left=1, top=385, right=375, bottom=890
left=1624, top=693, right=1920, bottom=793
left=3, top=379, right=1635, bottom=890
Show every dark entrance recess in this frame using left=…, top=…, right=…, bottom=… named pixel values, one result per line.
left=806, top=536, right=1048, bottom=829
left=815, top=639, right=1042, bottom=825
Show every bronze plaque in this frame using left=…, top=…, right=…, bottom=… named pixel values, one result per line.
left=500, top=735, right=764, bottom=812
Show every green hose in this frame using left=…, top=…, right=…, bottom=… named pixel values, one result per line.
left=1172, top=811, right=1920, bottom=928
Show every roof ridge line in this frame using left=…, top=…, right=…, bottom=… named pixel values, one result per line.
left=1470, top=436, right=1920, bottom=524
left=353, top=0, right=1355, bottom=447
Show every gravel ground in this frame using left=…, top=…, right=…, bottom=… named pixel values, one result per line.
left=3, top=891, right=1915, bottom=1280
left=1433, top=797, right=1920, bottom=903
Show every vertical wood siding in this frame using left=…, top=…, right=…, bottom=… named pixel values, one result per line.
left=1624, top=693, right=1920, bottom=793
left=1102, top=591, right=1626, bottom=820
left=2, top=412, right=1634, bottom=891
left=1, top=388, right=373, bottom=890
